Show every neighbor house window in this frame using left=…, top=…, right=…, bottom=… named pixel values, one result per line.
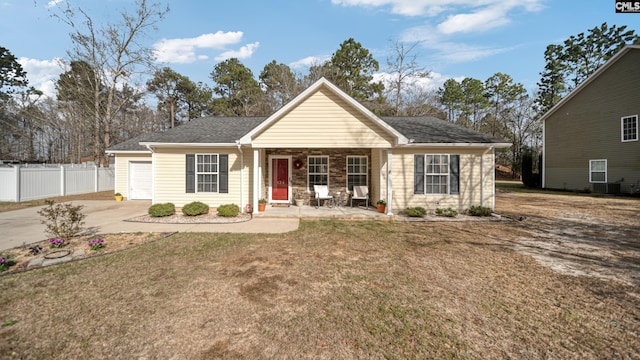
left=414, top=154, right=461, bottom=195
left=621, top=115, right=638, bottom=142
left=346, top=156, right=367, bottom=191
left=589, top=159, right=607, bottom=183
left=196, top=154, right=218, bottom=192
left=308, top=156, right=329, bottom=190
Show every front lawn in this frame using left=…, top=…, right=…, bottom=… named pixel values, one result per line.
left=1, top=200, right=638, bottom=359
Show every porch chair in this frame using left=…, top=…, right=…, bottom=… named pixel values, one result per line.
left=350, top=185, right=369, bottom=208
left=313, top=185, right=333, bottom=208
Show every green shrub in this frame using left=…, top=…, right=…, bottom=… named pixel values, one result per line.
left=217, top=203, right=240, bottom=217
left=37, top=200, right=86, bottom=241
left=467, top=205, right=492, bottom=217
left=148, top=203, right=175, bottom=217
left=182, top=201, right=209, bottom=216
left=405, top=207, right=427, bottom=217
left=435, top=207, right=458, bottom=217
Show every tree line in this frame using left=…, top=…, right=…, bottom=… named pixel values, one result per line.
left=1, top=0, right=638, bottom=177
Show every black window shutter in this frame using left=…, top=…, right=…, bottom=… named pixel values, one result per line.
left=186, top=154, right=195, bottom=193
left=219, top=154, right=228, bottom=193
left=450, top=155, right=460, bottom=195
left=414, top=155, right=424, bottom=194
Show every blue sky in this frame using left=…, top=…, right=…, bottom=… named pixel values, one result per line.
left=1, top=0, right=638, bottom=98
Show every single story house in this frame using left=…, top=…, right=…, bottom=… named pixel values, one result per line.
left=107, top=78, right=510, bottom=214
left=542, top=45, right=640, bottom=194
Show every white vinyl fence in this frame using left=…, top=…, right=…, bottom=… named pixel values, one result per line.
left=0, top=164, right=114, bottom=202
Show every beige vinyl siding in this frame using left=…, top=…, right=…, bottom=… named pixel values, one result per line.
left=153, top=147, right=253, bottom=208
left=252, top=88, right=395, bottom=148
left=545, top=48, right=640, bottom=193
left=370, top=148, right=386, bottom=204
left=391, top=148, right=494, bottom=211
left=114, top=153, right=152, bottom=199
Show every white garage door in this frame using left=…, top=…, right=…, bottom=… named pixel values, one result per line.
left=129, top=161, right=152, bottom=200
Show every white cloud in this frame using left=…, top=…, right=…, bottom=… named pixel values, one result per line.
left=214, top=42, right=260, bottom=61
left=333, top=0, right=544, bottom=33
left=18, top=57, right=64, bottom=98
left=46, top=0, right=64, bottom=8
left=374, top=70, right=454, bottom=93
left=400, top=22, right=514, bottom=64
left=289, top=56, right=329, bottom=69
left=153, top=31, right=244, bottom=64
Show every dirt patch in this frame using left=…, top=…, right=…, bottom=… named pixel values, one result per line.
left=495, top=190, right=640, bottom=287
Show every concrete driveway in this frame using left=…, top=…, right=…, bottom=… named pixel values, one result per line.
left=0, top=200, right=299, bottom=252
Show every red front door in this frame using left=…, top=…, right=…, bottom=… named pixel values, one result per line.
left=271, top=158, right=289, bottom=201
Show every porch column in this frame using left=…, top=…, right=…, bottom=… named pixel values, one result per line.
left=253, top=149, right=259, bottom=211
left=386, top=148, right=393, bottom=215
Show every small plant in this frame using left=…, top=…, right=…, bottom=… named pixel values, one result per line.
left=2, top=320, right=17, bottom=327
left=467, top=205, right=493, bottom=217
left=0, top=254, right=14, bottom=272
left=435, top=207, right=458, bottom=217
left=406, top=207, right=427, bottom=217
left=294, top=188, right=305, bottom=199
left=376, top=199, right=387, bottom=206
left=114, top=192, right=122, bottom=196
left=37, top=200, right=86, bottom=241
left=258, top=198, right=267, bottom=204
left=182, top=201, right=209, bottom=216
left=217, top=203, right=240, bottom=217
left=48, top=238, right=66, bottom=248
left=148, top=203, right=175, bottom=217
left=28, top=245, right=43, bottom=255
left=88, top=239, right=105, bottom=251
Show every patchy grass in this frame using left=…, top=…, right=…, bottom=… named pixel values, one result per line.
left=1, top=192, right=639, bottom=360
left=0, top=191, right=114, bottom=213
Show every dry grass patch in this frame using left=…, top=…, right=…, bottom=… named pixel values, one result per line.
left=0, top=191, right=114, bottom=213
left=1, top=213, right=638, bottom=358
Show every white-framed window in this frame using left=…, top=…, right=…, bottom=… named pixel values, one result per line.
left=425, top=154, right=449, bottom=194
left=621, top=115, right=638, bottom=142
left=415, top=154, right=460, bottom=195
left=196, top=154, right=218, bottom=192
left=346, top=156, right=367, bottom=192
left=308, top=156, right=329, bottom=190
left=589, top=159, right=607, bottom=183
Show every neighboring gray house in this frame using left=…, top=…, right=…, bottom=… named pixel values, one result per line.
left=542, top=45, right=640, bottom=194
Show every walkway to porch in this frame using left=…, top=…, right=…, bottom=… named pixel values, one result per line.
left=252, top=204, right=390, bottom=220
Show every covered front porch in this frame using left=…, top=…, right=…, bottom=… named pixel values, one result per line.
left=251, top=147, right=391, bottom=214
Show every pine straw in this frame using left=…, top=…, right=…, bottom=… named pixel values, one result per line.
left=0, top=192, right=639, bottom=359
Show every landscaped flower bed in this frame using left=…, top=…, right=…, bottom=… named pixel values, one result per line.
left=0, top=232, right=173, bottom=276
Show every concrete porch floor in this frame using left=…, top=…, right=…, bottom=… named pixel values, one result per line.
left=252, top=203, right=390, bottom=220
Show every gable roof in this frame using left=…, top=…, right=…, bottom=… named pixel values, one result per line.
left=239, top=77, right=409, bottom=145
left=540, top=44, right=640, bottom=122
left=108, top=79, right=510, bottom=152
left=383, top=117, right=509, bottom=146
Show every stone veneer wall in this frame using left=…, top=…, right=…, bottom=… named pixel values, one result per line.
left=263, top=148, right=372, bottom=205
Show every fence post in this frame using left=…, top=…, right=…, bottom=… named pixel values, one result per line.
left=14, top=165, right=20, bottom=202
left=95, top=166, right=99, bottom=192
left=60, top=165, right=66, bottom=197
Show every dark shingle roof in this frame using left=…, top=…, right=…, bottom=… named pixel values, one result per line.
left=108, top=115, right=508, bottom=151
left=106, top=134, right=154, bottom=151
left=107, top=116, right=266, bottom=151
left=382, top=116, right=508, bottom=144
